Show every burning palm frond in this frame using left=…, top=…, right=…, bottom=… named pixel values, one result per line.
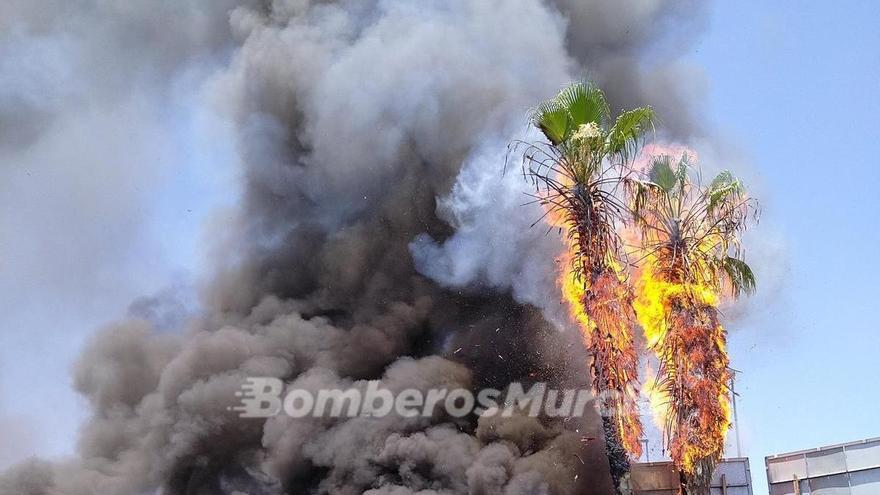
left=628, top=154, right=758, bottom=494
left=516, top=82, right=654, bottom=490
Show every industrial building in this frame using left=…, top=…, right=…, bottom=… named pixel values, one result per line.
left=765, top=437, right=880, bottom=494
left=630, top=458, right=754, bottom=494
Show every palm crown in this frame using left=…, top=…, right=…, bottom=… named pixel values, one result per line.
left=531, top=81, right=655, bottom=184
left=628, top=154, right=758, bottom=297
left=524, top=82, right=655, bottom=279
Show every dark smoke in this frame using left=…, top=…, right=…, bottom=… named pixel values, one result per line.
left=0, top=1, right=709, bottom=494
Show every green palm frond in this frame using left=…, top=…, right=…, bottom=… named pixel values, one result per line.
left=708, top=170, right=744, bottom=212
left=721, top=256, right=756, bottom=297
left=607, top=106, right=654, bottom=162
left=709, top=170, right=735, bottom=190
left=648, top=156, right=678, bottom=193
left=558, top=82, right=610, bottom=130
left=675, top=155, right=689, bottom=191
left=532, top=82, right=613, bottom=145
left=532, top=100, right=570, bottom=145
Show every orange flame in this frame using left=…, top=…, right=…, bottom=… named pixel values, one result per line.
left=535, top=141, right=740, bottom=484
left=634, top=255, right=732, bottom=480
left=546, top=202, right=643, bottom=458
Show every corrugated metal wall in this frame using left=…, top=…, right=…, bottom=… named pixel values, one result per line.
left=765, top=438, right=880, bottom=495
left=630, top=458, right=754, bottom=495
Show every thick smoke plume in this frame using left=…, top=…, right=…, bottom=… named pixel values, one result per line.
left=0, top=1, right=709, bottom=494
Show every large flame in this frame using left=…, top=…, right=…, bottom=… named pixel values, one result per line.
left=548, top=205, right=644, bottom=458
left=634, top=255, right=732, bottom=485
left=629, top=144, right=733, bottom=481
left=532, top=135, right=745, bottom=491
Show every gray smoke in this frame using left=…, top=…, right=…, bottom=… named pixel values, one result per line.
left=0, top=1, right=710, bottom=494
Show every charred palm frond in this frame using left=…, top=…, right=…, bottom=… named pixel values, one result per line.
left=515, top=82, right=654, bottom=485
left=628, top=155, right=758, bottom=494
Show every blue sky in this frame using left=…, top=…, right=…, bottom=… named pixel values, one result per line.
left=689, top=2, right=880, bottom=492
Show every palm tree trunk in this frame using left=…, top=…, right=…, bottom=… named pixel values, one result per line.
left=659, top=294, right=731, bottom=495
left=581, top=269, right=642, bottom=494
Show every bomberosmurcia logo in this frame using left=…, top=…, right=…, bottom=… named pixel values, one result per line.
left=230, top=377, right=615, bottom=418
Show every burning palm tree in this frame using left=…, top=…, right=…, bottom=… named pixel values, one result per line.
left=517, top=82, right=654, bottom=490
left=628, top=154, right=757, bottom=494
